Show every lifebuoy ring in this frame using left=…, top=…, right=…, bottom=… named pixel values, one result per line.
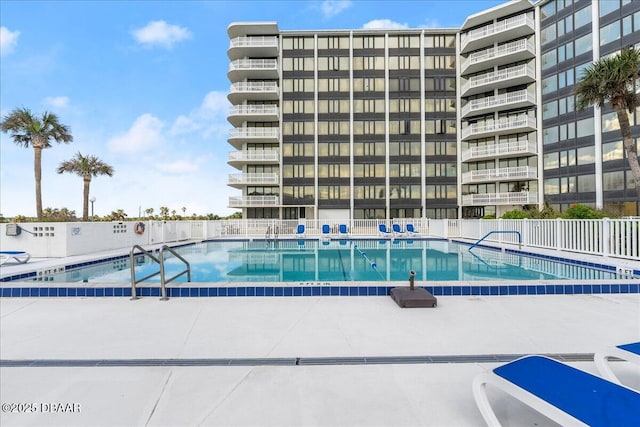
left=134, top=222, right=145, bottom=235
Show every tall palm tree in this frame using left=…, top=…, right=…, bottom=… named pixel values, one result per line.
left=1, top=108, right=73, bottom=219
left=575, top=46, right=640, bottom=203
left=57, top=152, right=114, bottom=221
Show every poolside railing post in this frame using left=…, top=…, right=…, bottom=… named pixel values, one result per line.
left=602, top=218, right=610, bottom=258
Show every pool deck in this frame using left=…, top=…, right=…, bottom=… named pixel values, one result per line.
left=2, top=293, right=640, bottom=426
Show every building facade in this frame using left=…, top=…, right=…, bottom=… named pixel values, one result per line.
left=227, top=0, right=640, bottom=220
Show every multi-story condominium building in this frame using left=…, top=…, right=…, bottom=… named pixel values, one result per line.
left=227, top=0, right=640, bottom=220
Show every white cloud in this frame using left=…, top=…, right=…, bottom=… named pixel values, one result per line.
left=321, top=0, right=352, bottom=18
left=170, top=90, right=229, bottom=139
left=421, top=18, right=442, bottom=29
left=131, top=20, right=192, bottom=49
left=108, top=113, right=165, bottom=153
left=156, top=158, right=201, bottom=174
left=42, top=96, right=70, bottom=109
left=0, top=26, right=20, bottom=57
left=362, top=19, right=409, bottom=30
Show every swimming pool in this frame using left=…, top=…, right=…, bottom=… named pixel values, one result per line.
left=9, top=239, right=636, bottom=284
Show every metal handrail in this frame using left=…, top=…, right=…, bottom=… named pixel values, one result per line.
left=469, top=231, right=522, bottom=251
left=159, top=245, right=191, bottom=301
left=130, top=245, right=161, bottom=300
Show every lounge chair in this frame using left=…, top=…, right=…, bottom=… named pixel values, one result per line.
left=378, top=224, right=392, bottom=237
left=392, top=224, right=406, bottom=236
left=0, top=251, right=31, bottom=266
left=295, top=224, right=305, bottom=237
left=473, top=355, right=640, bottom=427
left=338, top=224, right=349, bottom=237
left=406, top=224, right=420, bottom=236
left=321, top=224, right=331, bottom=235
left=595, top=341, right=640, bottom=386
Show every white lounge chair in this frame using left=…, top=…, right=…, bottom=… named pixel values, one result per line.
left=295, top=224, right=305, bottom=237
left=473, top=355, right=640, bottom=427
left=406, top=224, right=420, bottom=236
left=338, top=224, right=349, bottom=237
left=392, top=223, right=406, bottom=236
left=0, top=251, right=31, bottom=266
left=378, top=224, right=392, bottom=237
left=595, top=342, right=640, bottom=386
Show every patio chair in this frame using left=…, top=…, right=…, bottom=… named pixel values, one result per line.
left=378, top=224, right=392, bottom=237
left=594, top=341, right=640, bottom=386
left=0, top=251, right=31, bottom=266
left=472, top=355, right=640, bottom=427
left=295, top=224, right=305, bottom=237
left=338, top=224, right=349, bottom=237
left=392, top=224, right=406, bottom=236
left=321, top=224, right=331, bottom=235
left=406, top=224, right=420, bottom=236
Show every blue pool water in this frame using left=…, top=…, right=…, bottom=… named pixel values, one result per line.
left=16, top=239, right=635, bottom=284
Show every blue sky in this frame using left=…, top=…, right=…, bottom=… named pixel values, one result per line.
left=0, top=0, right=504, bottom=218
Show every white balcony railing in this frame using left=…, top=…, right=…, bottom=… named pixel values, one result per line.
left=229, top=128, right=279, bottom=139
left=228, top=173, right=279, bottom=185
left=461, top=39, right=534, bottom=72
left=461, top=14, right=534, bottom=50
left=462, top=166, right=537, bottom=183
left=461, top=116, right=536, bottom=140
left=228, top=105, right=279, bottom=116
left=462, top=191, right=539, bottom=206
left=461, top=140, right=537, bottom=162
left=461, top=90, right=535, bottom=118
left=461, top=64, right=535, bottom=96
left=229, top=36, right=278, bottom=49
left=230, top=81, right=279, bottom=95
left=228, top=195, right=279, bottom=208
left=228, top=150, right=280, bottom=163
left=229, top=58, right=278, bottom=72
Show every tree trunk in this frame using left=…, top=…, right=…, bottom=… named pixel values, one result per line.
left=33, top=145, right=43, bottom=220
left=615, top=105, right=640, bottom=207
left=83, top=177, right=91, bottom=221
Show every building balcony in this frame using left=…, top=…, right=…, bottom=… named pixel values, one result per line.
left=461, top=115, right=536, bottom=141
left=229, top=195, right=279, bottom=208
left=228, top=149, right=280, bottom=169
left=228, top=59, right=278, bottom=81
left=228, top=36, right=278, bottom=60
left=461, top=89, right=536, bottom=119
left=228, top=127, right=279, bottom=149
left=460, top=39, right=535, bottom=75
left=228, top=105, right=279, bottom=127
left=461, top=64, right=535, bottom=97
left=462, top=191, right=539, bottom=206
left=228, top=173, right=279, bottom=188
left=461, top=166, right=537, bottom=184
left=460, top=14, right=535, bottom=54
left=228, top=81, right=279, bottom=104
left=461, top=140, right=537, bottom=162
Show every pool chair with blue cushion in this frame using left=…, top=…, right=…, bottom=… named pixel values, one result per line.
left=473, top=355, right=640, bottom=427
left=378, top=224, right=393, bottom=237
left=295, top=224, right=305, bottom=237
left=595, top=342, right=640, bottom=386
left=321, top=224, right=331, bottom=235
left=406, top=224, right=420, bottom=236
left=392, top=223, right=406, bottom=236
left=338, top=224, right=349, bottom=236
left=0, top=251, right=31, bottom=266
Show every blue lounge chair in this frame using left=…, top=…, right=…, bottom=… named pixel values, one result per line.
left=406, top=224, right=420, bottom=236
left=392, top=224, right=406, bottom=236
left=295, top=224, right=305, bottom=237
left=378, top=224, right=392, bottom=237
left=473, top=355, right=640, bottom=427
left=338, top=224, right=349, bottom=236
left=0, top=251, right=31, bottom=265
left=321, top=224, right=331, bottom=235
left=595, top=342, right=640, bottom=386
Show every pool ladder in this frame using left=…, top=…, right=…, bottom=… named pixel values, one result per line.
left=129, top=244, right=191, bottom=300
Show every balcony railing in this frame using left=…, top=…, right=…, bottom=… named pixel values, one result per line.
left=461, top=14, right=534, bottom=52
left=229, top=128, right=279, bottom=139
left=461, top=39, right=534, bottom=73
left=462, top=166, right=538, bottom=183
left=230, top=81, right=279, bottom=95
left=228, top=149, right=280, bottom=163
left=229, top=36, right=278, bottom=49
left=228, top=105, right=279, bottom=116
left=461, top=116, right=536, bottom=140
left=229, top=58, right=278, bottom=72
left=461, top=140, right=537, bottom=162
left=461, top=90, right=535, bottom=118
left=228, top=195, right=279, bottom=208
left=228, top=173, right=279, bottom=186
left=462, top=191, right=539, bottom=206
left=461, top=64, right=535, bottom=96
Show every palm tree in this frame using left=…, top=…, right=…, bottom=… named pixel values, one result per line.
left=575, top=46, right=640, bottom=203
left=57, top=152, right=114, bottom=221
left=1, top=108, right=73, bottom=219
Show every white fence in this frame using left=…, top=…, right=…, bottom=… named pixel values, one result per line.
left=0, top=218, right=638, bottom=261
